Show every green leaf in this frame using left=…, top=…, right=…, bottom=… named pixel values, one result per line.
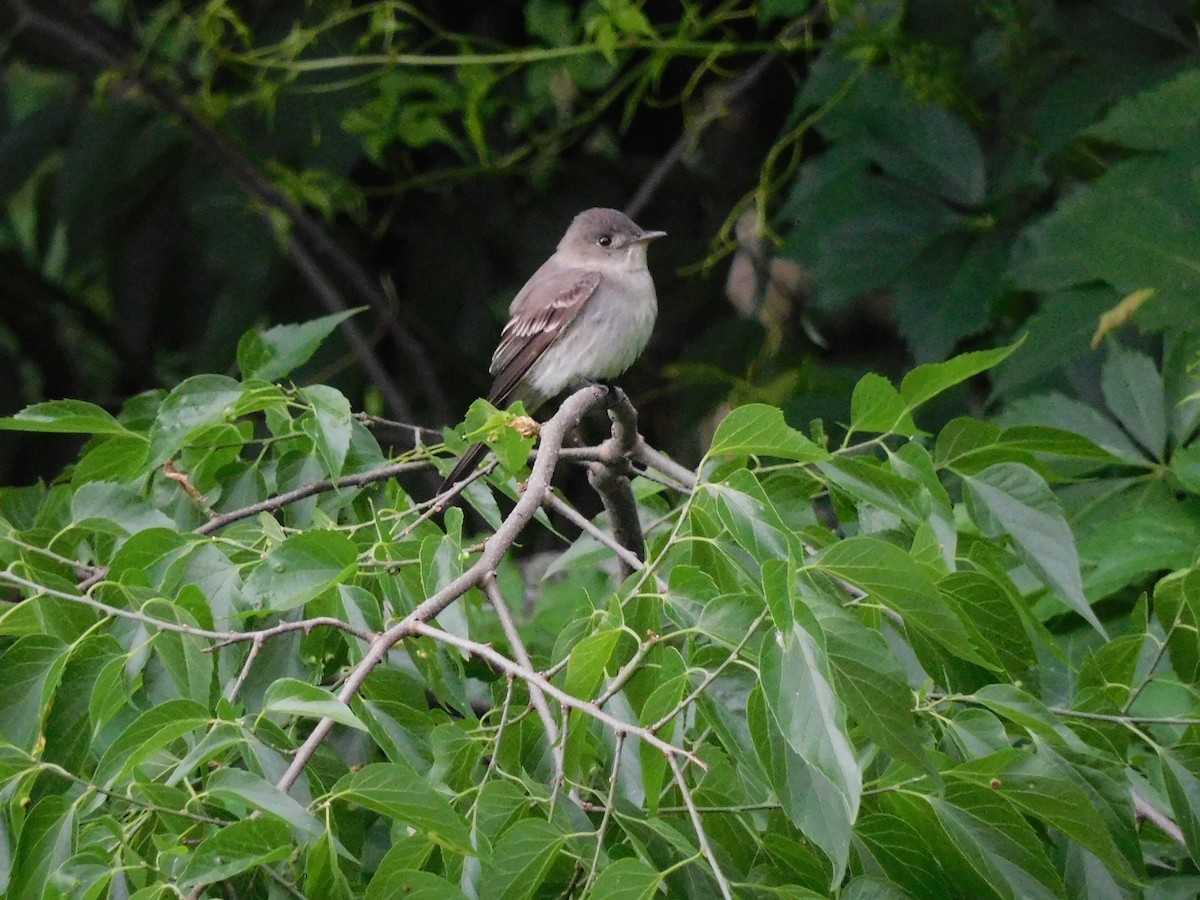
left=968, top=684, right=1087, bottom=751
left=0, top=400, right=135, bottom=436
left=817, top=457, right=929, bottom=526
left=6, top=796, right=74, bottom=900
left=927, top=784, right=1066, bottom=900
left=71, top=482, right=176, bottom=536
left=588, top=858, right=663, bottom=899
left=479, top=818, right=566, bottom=900
left=899, top=341, right=1022, bottom=411
left=563, top=629, right=621, bottom=700
left=762, top=557, right=795, bottom=632
left=710, top=483, right=790, bottom=568
left=366, top=868, right=469, bottom=900
left=815, top=537, right=992, bottom=667
left=177, top=817, right=291, bottom=890
left=332, top=762, right=473, bottom=854
left=1100, top=343, right=1167, bottom=460
left=93, top=699, right=210, bottom=787
left=241, top=530, right=358, bottom=612
left=145, top=599, right=212, bottom=705
left=237, top=309, right=362, bottom=382
left=939, top=572, right=1036, bottom=685
left=263, top=678, right=366, bottom=731
left=299, top=384, right=353, bottom=478
left=999, top=393, right=1150, bottom=465
left=948, top=749, right=1140, bottom=885
left=760, top=623, right=860, bottom=881
left=849, top=373, right=918, bottom=436
left=1160, top=745, right=1200, bottom=866
left=1010, top=143, right=1200, bottom=332
left=206, top=768, right=323, bottom=838
left=71, top=434, right=151, bottom=482
left=962, top=463, right=1105, bottom=635
left=147, top=374, right=245, bottom=466
left=1084, top=67, right=1200, bottom=151
left=814, top=604, right=932, bottom=773
left=706, top=404, right=829, bottom=462
left=0, top=634, right=68, bottom=751
left=1153, top=568, right=1200, bottom=686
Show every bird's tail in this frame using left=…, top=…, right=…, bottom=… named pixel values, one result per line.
left=438, top=442, right=490, bottom=498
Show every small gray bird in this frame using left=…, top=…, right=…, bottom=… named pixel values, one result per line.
left=440, top=207, right=666, bottom=493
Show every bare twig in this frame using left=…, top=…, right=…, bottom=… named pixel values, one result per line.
left=1133, top=788, right=1186, bottom=849
left=482, top=573, right=564, bottom=788
left=543, top=492, right=655, bottom=583
left=668, top=755, right=733, bottom=900
left=75, top=457, right=431, bottom=592
left=634, top=443, right=698, bottom=490
left=0, top=569, right=375, bottom=649
left=196, top=459, right=430, bottom=536
left=273, top=387, right=708, bottom=797
left=594, top=633, right=660, bottom=710
left=581, top=732, right=625, bottom=896
left=225, top=637, right=265, bottom=703
left=651, top=610, right=768, bottom=733
left=414, top=621, right=703, bottom=768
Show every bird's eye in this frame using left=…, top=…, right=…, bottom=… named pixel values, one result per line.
left=597, top=234, right=612, bottom=247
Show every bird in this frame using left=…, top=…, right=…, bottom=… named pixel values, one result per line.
left=439, top=207, right=666, bottom=495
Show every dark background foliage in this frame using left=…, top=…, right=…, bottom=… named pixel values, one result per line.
left=5, top=3, right=1200, bottom=897
left=5, top=0, right=1194, bottom=487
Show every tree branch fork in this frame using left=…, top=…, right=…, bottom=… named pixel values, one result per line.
left=1, top=386, right=704, bottom=798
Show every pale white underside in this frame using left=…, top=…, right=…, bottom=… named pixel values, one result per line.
left=517, top=259, right=657, bottom=409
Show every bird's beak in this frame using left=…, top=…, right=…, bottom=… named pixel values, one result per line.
left=635, top=230, right=667, bottom=243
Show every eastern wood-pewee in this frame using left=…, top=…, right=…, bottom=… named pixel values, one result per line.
left=440, top=207, right=666, bottom=492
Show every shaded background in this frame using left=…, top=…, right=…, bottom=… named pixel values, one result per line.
left=2, top=0, right=1198, bottom=485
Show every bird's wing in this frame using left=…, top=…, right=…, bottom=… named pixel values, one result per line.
left=487, top=267, right=602, bottom=407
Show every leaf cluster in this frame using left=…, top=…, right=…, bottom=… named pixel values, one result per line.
left=2, top=318, right=1200, bottom=897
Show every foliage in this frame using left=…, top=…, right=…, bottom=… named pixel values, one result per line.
left=2, top=317, right=1200, bottom=897
left=4, top=0, right=1199, bottom=486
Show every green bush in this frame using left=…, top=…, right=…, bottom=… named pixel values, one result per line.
left=2, top=319, right=1200, bottom=897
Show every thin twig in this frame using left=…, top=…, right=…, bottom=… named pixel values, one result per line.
left=196, top=459, right=429, bottom=535
left=581, top=732, right=625, bottom=896
left=482, top=573, right=564, bottom=788
left=273, top=386, right=629, bottom=795
left=0, top=571, right=374, bottom=649
left=668, top=755, right=733, bottom=900
left=651, top=610, right=768, bottom=733
left=594, top=633, right=660, bottom=710
left=226, top=637, right=264, bottom=703
left=634, top=444, right=698, bottom=490
left=1133, top=788, right=1186, bottom=848
left=543, top=492, right=656, bottom=583
left=414, top=621, right=703, bottom=768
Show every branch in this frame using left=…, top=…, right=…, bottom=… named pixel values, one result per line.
left=273, top=386, right=709, bottom=798
left=0, top=570, right=373, bottom=647
left=481, top=573, right=564, bottom=788
left=274, top=386, right=611, bottom=792
left=587, top=388, right=645, bottom=577
left=543, top=492, right=656, bottom=586
left=625, top=53, right=780, bottom=220
left=1133, top=788, right=1186, bottom=849
left=414, top=621, right=702, bottom=768
left=634, top=443, right=698, bottom=491
left=668, top=755, right=734, bottom=900
left=195, top=459, right=430, bottom=536
left=78, top=456, right=432, bottom=591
